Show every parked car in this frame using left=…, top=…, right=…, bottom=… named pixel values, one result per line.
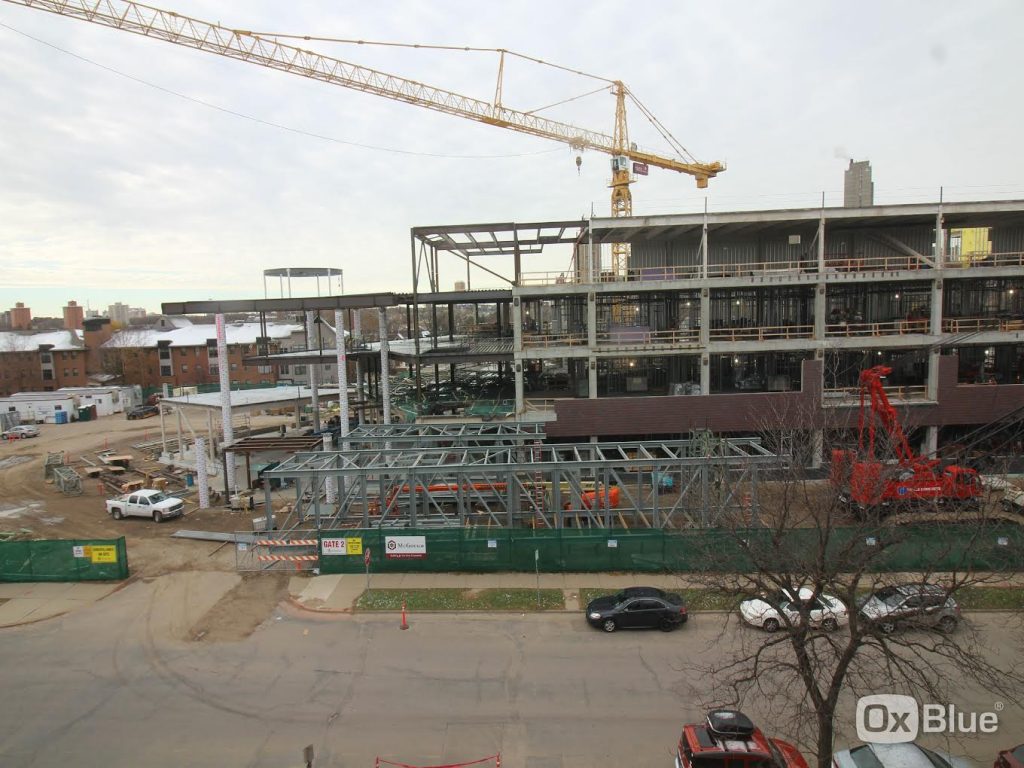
left=2, top=425, right=40, bottom=439
left=857, top=583, right=961, bottom=634
left=740, top=587, right=848, bottom=632
left=586, top=586, right=687, bottom=632
left=996, top=744, right=1024, bottom=768
left=126, top=405, right=159, bottom=420
left=675, top=709, right=808, bottom=768
left=833, top=742, right=970, bottom=768
left=106, top=489, right=184, bottom=522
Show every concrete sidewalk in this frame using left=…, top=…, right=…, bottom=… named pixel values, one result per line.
left=287, top=570, right=1024, bottom=615
left=0, top=581, right=123, bottom=627
left=287, top=572, right=704, bottom=614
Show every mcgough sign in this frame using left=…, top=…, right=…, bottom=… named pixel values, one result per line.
left=385, top=535, right=427, bottom=559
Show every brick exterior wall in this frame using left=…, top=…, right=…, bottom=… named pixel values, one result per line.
left=101, top=343, right=277, bottom=389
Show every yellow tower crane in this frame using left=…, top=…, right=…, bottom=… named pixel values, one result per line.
left=4, top=0, right=725, bottom=277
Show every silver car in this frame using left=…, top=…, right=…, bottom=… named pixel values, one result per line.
left=858, top=583, right=961, bottom=634
left=833, top=742, right=971, bottom=768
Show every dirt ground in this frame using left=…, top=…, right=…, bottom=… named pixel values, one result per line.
left=0, top=413, right=289, bottom=576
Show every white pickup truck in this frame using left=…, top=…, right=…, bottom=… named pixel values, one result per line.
left=106, top=489, right=184, bottom=523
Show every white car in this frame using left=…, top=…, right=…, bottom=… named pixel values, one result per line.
left=740, top=587, right=848, bottom=632
left=2, top=425, right=40, bottom=439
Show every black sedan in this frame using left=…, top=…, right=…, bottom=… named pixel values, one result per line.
left=585, top=586, right=688, bottom=632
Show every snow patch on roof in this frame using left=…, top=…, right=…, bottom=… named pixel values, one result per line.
left=102, top=322, right=302, bottom=348
left=0, top=330, right=83, bottom=352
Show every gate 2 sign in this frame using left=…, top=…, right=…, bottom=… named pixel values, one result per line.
left=385, top=535, right=427, bottom=559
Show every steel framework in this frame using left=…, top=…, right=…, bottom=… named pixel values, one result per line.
left=343, top=421, right=545, bottom=450
left=262, top=436, right=779, bottom=531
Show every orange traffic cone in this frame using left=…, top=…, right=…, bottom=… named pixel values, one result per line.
left=400, top=600, right=409, bottom=630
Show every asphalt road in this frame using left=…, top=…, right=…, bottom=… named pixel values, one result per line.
left=0, top=577, right=1021, bottom=768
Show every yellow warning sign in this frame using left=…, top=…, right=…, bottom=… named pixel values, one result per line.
left=89, top=545, right=118, bottom=564
left=346, top=538, right=363, bottom=556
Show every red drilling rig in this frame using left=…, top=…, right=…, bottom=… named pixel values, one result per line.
left=830, top=365, right=983, bottom=512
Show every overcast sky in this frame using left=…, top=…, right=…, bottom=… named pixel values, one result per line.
left=2, top=1, right=1022, bottom=317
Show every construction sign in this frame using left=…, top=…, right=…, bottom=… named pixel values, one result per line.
left=88, top=545, right=118, bottom=564
left=321, top=537, right=364, bottom=556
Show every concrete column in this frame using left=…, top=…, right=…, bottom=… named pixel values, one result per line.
left=817, top=215, right=826, bottom=273
left=511, top=296, right=523, bottom=353
left=334, top=310, right=350, bottom=453
left=814, top=284, right=827, bottom=340
left=810, top=430, right=824, bottom=470
left=922, top=426, right=939, bottom=458
left=514, top=361, right=525, bottom=415
left=700, top=355, right=711, bottom=395
left=587, top=292, right=597, bottom=347
left=700, top=206, right=709, bottom=279
left=930, top=279, right=943, bottom=336
left=699, top=290, right=711, bottom=346
left=378, top=307, right=391, bottom=425
left=588, top=356, right=598, bottom=398
left=935, top=205, right=946, bottom=269
left=305, top=311, right=321, bottom=431
left=354, top=309, right=365, bottom=425
left=214, top=314, right=235, bottom=495
left=195, top=437, right=210, bottom=509
left=927, top=350, right=941, bottom=401
left=323, top=434, right=336, bottom=504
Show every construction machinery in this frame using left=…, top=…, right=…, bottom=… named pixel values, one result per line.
left=830, top=365, right=983, bottom=512
left=4, top=0, right=724, bottom=277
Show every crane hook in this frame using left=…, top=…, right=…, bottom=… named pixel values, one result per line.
left=575, top=155, right=582, bottom=176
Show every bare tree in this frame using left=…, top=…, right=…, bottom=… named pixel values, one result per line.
left=687, top=397, right=1024, bottom=768
left=101, top=328, right=155, bottom=389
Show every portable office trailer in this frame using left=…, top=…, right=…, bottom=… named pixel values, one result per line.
left=0, top=393, right=79, bottom=424
left=57, top=386, right=129, bottom=417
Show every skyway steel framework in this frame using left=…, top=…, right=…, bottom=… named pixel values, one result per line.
left=263, top=436, right=779, bottom=530
left=343, top=421, right=545, bottom=450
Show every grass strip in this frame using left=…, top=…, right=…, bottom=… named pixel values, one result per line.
left=954, top=586, right=1024, bottom=610
left=356, top=588, right=565, bottom=612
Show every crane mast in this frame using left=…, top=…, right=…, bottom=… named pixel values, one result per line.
left=4, top=0, right=725, bottom=278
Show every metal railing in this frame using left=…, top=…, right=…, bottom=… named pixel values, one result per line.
left=824, top=254, right=928, bottom=272
left=521, top=332, right=588, bottom=348
left=943, top=251, right=1024, bottom=269
left=518, top=251, right=1024, bottom=288
left=942, top=316, right=1024, bottom=334
left=709, top=324, right=814, bottom=342
left=522, top=398, right=561, bottom=414
left=825, top=319, right=931, bottom=337
left=823, top=385, right=929, bottom=403
left=595, top=327, right=700, bottom=346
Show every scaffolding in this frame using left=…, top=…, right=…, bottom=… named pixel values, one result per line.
left=262, top=436, right=780, bottom=531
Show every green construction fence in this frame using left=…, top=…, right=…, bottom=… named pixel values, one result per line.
left=0, top=537, right=130, bottom=582
left=317, top=526, right=1024, bottom=574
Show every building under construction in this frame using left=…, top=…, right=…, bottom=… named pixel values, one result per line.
left=161, top=198, right=1024, bottom=530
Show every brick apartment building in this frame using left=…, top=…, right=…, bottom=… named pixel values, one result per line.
left=0, top=330, right=89, bottom=397
left=99, top=316, right=300, bottom=390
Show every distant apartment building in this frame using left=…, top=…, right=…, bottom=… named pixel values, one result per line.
left=9, top=303, right=32, bottom=331
left=108, top=302, right=131, bottom=327
left=100, top=316, right=300, bottom=390
left=63, top=300, right=84, bottom=331
left=843, top=160, right=874, bottom=207
left=0, top=329, right=89, bottom=397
